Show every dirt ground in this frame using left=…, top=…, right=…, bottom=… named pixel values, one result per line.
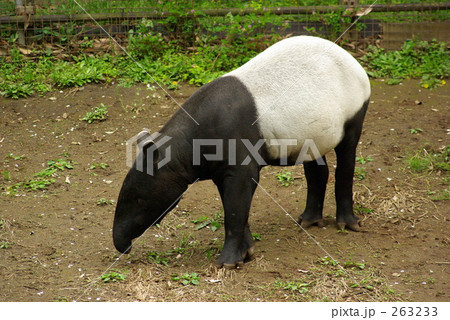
left=0, top=78, right=448, bottom=302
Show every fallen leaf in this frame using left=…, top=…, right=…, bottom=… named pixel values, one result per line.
left=356, top=7, right=372, bottom=17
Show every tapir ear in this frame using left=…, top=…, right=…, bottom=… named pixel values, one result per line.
left=141, top=140, right=160, bottom=166
left=136, top=130, right=151, bottom=147
left=134, top=131, right=162, bottom=174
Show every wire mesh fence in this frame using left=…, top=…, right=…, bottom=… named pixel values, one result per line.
left=0, top=0, right=449, bottom=57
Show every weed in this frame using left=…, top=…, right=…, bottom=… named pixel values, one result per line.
left=317, top=256, right=339, bottom=267
left=80, top=104, right=108, bottom=123
left=147, top=251, right=170, bottom=266
left=191, top=210, right=223, bottom=231
left=406, top=146, right=450, bottom=173
left=5, top=153, right=25, bottom=161
left=90, top=163, right=109, bottom=170
left=274, top=279, right=310, bottom=295
left=409, top=128, right=423, bottom=134
left=353, top=204, right=374, bottom=215
left=22, top=179, right=55, bottom=191
left=361, top=39, right=449, bottom=88
left=100, top=271, right=126, bottom=283
left=0, top=241, right=10, bottom=249
left=97, top=198, right=115, bottom=206
left=252, top=233, right=262, bottom=241
left=171, top=273, right=200, bottom=286
left=344, top=260, right=366, bottom=270
left=35, top=159, right=74, bottom=177
left=50, top=59, right=105, bottom=87
left=2, top=157, right=76, bottom=195
left=54, top=296, right=69, bottom=302
left=0, top=82, right=34, bottom=99
left=430, top=188, right=450, bottom=201
left=276, top=170, right=294, bottom=187
left=354, top=167, right=368, bottom=181
left=356, top=155, right=374, bottom=165
left=2, top=171, right=10, bottom=181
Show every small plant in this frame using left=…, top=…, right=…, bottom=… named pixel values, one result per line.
left=344, top=260, right=366, bottom=270
left=80, top=104, right=108, bottom=123
left=276, top=170, right=294, bottom=187
left=274, top=279, right=310, bottom=295
left=22, top=178, right=55, bottom=191
left=2, top=170, right=10, bottom=181
left=35, top=159, right=74, bottom=177
left=5, top=153, right=25, bottom=161
left=171, top=273, right=200, bottom=286
left=353, top=204, right=374, bottom=215
left=406, top=146, right=450, bottom=173
left=191, top=210, right=223, bottom=232
left=90, top=163, right=109, bottom=170
left=97, top=198, right=115, bottom=206
left=147, top=251, right=170, bottom=266
left=100, top=271, right=126, bottom=283
left=0, top=83, right=34, bottom=99
left=0, top=241, right=10, bottom=249
left=354, top=167, right=367, bottom=181
left=54, top=296, right=69, bottom=302
left=356, top=155, right=374, bottom=165
left=317, top=256, right=339, bottom=267
left=429, top=188, right=450, bottom=201
left=252, top=233, right=262, bottom=241
left=409, top=128, right=423, bottom=134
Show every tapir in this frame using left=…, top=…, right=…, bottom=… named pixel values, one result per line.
left=113, top=36, right=371, bottom=268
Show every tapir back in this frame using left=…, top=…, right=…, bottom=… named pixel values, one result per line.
left=226, top=36, right=370, bottom=161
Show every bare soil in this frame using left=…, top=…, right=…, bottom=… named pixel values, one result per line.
left=0, top=79, right=448, bottom=302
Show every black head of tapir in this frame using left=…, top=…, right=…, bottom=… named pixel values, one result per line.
left=112, top=131, right=189, bottom=254
left=113, top=36, right=371, bottom=268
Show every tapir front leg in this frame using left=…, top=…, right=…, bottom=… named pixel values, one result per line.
left=213, top=167, right=258, bottom=269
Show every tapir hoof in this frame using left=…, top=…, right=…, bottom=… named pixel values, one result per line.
left=216, top=246, right=255, bottom=269
left=299, top=218, right=325, bottom=229
left=337, top=220, right=362, bottom=232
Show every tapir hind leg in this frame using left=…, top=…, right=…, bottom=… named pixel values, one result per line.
left=298, top=156, right=329, bottom=228
left=334, top=101, right=369, bottom=231
left=213, top=167, right=258, bottom=269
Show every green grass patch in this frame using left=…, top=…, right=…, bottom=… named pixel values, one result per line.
left=274, top=279, right=311, bottom=295
left=191, top=210, right=223, bottom=232
left=80, top=103, right=109, bottom=123
left=276, top=170, right=295, bottom=187
left=171, top=272, right=200, bottom=286
left=100, top=271, right=127, bottom=283
left=2, top=157, right=76, bottom=196
left=354, top=167, right=368, bottom=181
left=361, top=39, right=449, bottom=89
left=406, top=146, right=450, bottom=173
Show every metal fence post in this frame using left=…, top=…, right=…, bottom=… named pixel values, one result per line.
left=14, top=0, right=26, bottom=45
